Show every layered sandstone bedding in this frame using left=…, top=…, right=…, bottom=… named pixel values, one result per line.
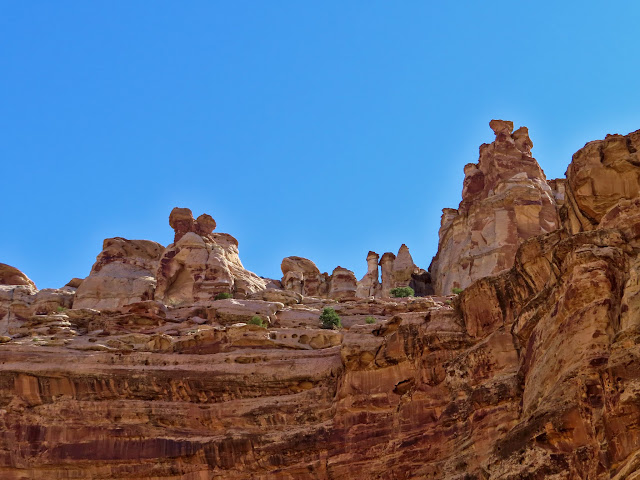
left=1, top=122, right=639, bottom=479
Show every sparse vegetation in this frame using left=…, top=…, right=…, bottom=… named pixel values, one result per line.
left=390, top=286, right=414, bottom=298
left=56, top=306, right=67, bottom=312
left=214, top=292, right=232, bottom=300
left=319, top=307, right=342, bottom=330
left=452, top=287, right=463, bottom=295
left=248, top=316, right=268, bottom=328
left=365, top=316, right=376, bottom=324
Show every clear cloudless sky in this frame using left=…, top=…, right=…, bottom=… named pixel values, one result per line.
left=2, top=1, right=640, bottom=288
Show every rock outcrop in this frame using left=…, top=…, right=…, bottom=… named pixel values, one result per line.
left=280, top=256, right=328, bottom=297
left=328, top=266, right=357, bottom=300
left=73, top=237, right=164, bottom=310
left=155, top=208, right=267, bottom=304
left=355, top=251, right=380, bottom=298
left=0, top=263, right=36, bottom=288
left=1, top=125, right=640, bottom=479
left=430, top=120, right=560, bottom=295
left=563, top=129, right=640, bottom=233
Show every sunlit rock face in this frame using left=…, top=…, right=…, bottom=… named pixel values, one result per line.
left=155, top=207, right=267, bottom=304
left=430, top=120, right=560, bottom=295
left=1, top=127, right=640, bottom=479
left=562, top=129, right=640, bottom=233
left=73, top=237, right=165, bottom=310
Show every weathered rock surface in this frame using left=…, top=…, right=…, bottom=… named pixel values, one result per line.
left=73, top=237, right=164, bottom=310
left=155, top=209, right=267, bottom=305
left=328, top=266, right=357, bottom=300
left=355, top=251, right=380, bottom=298
left=2, top=126, right=640, bottom=479
left=281, top=256, right=329, bottom=297
left=0, top=263, right=35, bottom=288
left=563, top=128, right=640, bottom=234
left=430, top=120, right=560, bottom=295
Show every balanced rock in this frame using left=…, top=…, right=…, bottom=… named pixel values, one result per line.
left=391, top=244, right=418, bottom=288
left=430, top=120, right=560, bottom=295
left=74, top=238, right=164, bottom=310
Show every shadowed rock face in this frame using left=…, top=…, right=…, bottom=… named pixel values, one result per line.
left=430, top=120, right=560, bottom=295
left=1, top=125, right=640, bottom=479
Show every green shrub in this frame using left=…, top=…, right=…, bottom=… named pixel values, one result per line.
left=56, top=306, right=67, bottom=312
left=452, top=287, right=463, bottom=295
left=390, top=286, right=414, bottom=298
left=214, top=292, right=232, bottom=300
left=319, top=307, right=342, bottom=330
left=248, top=316, right=267, bottom=328
left=365, top=316, right=376, bottom=324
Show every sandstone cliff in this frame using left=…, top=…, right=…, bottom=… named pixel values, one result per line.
left=430, top=120, right=560, bottom=295
left=1, top=124, right=639, bottom=479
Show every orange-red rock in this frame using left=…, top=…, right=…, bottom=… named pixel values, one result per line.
left=1, top=126, right=640, bottom=479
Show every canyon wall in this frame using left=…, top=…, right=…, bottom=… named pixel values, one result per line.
left=0, top=125, right=639, bottom=479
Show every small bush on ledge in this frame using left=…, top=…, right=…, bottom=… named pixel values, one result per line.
left=319, top=307, right=342, bottom=330
left=365, top=316, right=376, bottom=324
left=248, top=316, right=267, bottom=328
left=452, top=287, right=463, bottom=295
left=214, top=292, right=232, bottom=300
left=390, top=286, right=414, bottom=298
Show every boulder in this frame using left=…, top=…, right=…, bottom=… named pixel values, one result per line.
left=563, top=129, right=640, bottom=233
left=356, top=251, right=380, bottom=298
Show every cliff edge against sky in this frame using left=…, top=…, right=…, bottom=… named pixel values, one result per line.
left=1, top=121, right=639, bottom=479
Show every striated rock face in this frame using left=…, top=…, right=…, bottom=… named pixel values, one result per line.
left=430, top=120, right=560, bottom=295
left=2, top=127, right=640, bottom=479
left=73, top=237, right=164, bottom=310
left=155, top=209, right=266, bottom=304
left=0, top=263, right=36, bottom=288
left=563, top=129, right=640, bottom=234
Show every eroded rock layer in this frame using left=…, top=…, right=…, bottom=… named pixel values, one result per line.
left=430, top=120, right=560, bottom=295
left=1, top=125, right=640, bottom=479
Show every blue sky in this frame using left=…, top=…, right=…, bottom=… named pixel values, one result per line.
left=2, top=1, right=639, bottom=288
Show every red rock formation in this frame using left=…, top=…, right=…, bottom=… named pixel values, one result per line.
left=328, top=266, right=357, bottom=300
left=0, top=263, right=36, bottom=288
left=169, top=207, right=217, bottom=243
left=155, top=210, right=266, bottom=304
left=563, top=129, right=640, bottom=233
left=430, top=120, right=560, bottom=295
left=356, top=251, right=380, bottom=298
left=280, top=256, right=329, bottom=297
left=73, top=237, right=165, bottom=310
left=0, top=127, right=639, bottom=479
